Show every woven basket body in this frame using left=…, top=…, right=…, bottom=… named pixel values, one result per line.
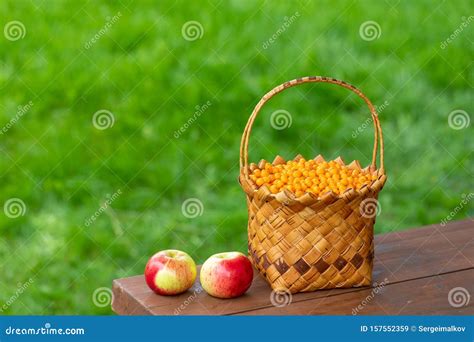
left=239, top=77, right=387, bottom=293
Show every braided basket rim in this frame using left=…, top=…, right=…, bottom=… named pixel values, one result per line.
left=239, top=154, right=387, bottom=206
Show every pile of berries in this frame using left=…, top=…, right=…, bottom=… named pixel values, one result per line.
left=249, top=158, right=377, bottom=198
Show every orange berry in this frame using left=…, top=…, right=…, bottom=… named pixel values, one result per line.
left=250, top=158, right=376, bottom=198
left=270, top=185, right=279, bottom=194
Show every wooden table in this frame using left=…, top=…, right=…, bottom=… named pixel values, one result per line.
left=112, top=219, right=473, bottom=315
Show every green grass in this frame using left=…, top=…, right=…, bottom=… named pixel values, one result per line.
left=0, top=0, right=472, bottom=314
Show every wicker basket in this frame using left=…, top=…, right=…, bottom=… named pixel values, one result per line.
left=239, top=76, right=387, bottom=293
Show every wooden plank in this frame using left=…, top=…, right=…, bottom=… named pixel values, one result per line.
left=238, top=269, right=474, bottom=315
left=372, top=219, right=473, bottom=282
left=111, top=219, right=473, bottom=315
left=112, top=276, right=155, bottom=315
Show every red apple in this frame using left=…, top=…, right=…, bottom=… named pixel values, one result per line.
left=145, top=249, right=196, bottom=296
left=200, top=252, right=253, bottom=299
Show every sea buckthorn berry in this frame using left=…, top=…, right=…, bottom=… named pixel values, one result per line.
left=249, top=158, right=374, bottom=199
left=270, top=185, right=279, bottom=194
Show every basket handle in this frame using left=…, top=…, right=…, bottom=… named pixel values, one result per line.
left=240, top=76, right=385, bottom=179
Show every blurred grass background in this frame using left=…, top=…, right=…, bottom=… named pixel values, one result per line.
left=0, top=0, right=472, bottom=314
